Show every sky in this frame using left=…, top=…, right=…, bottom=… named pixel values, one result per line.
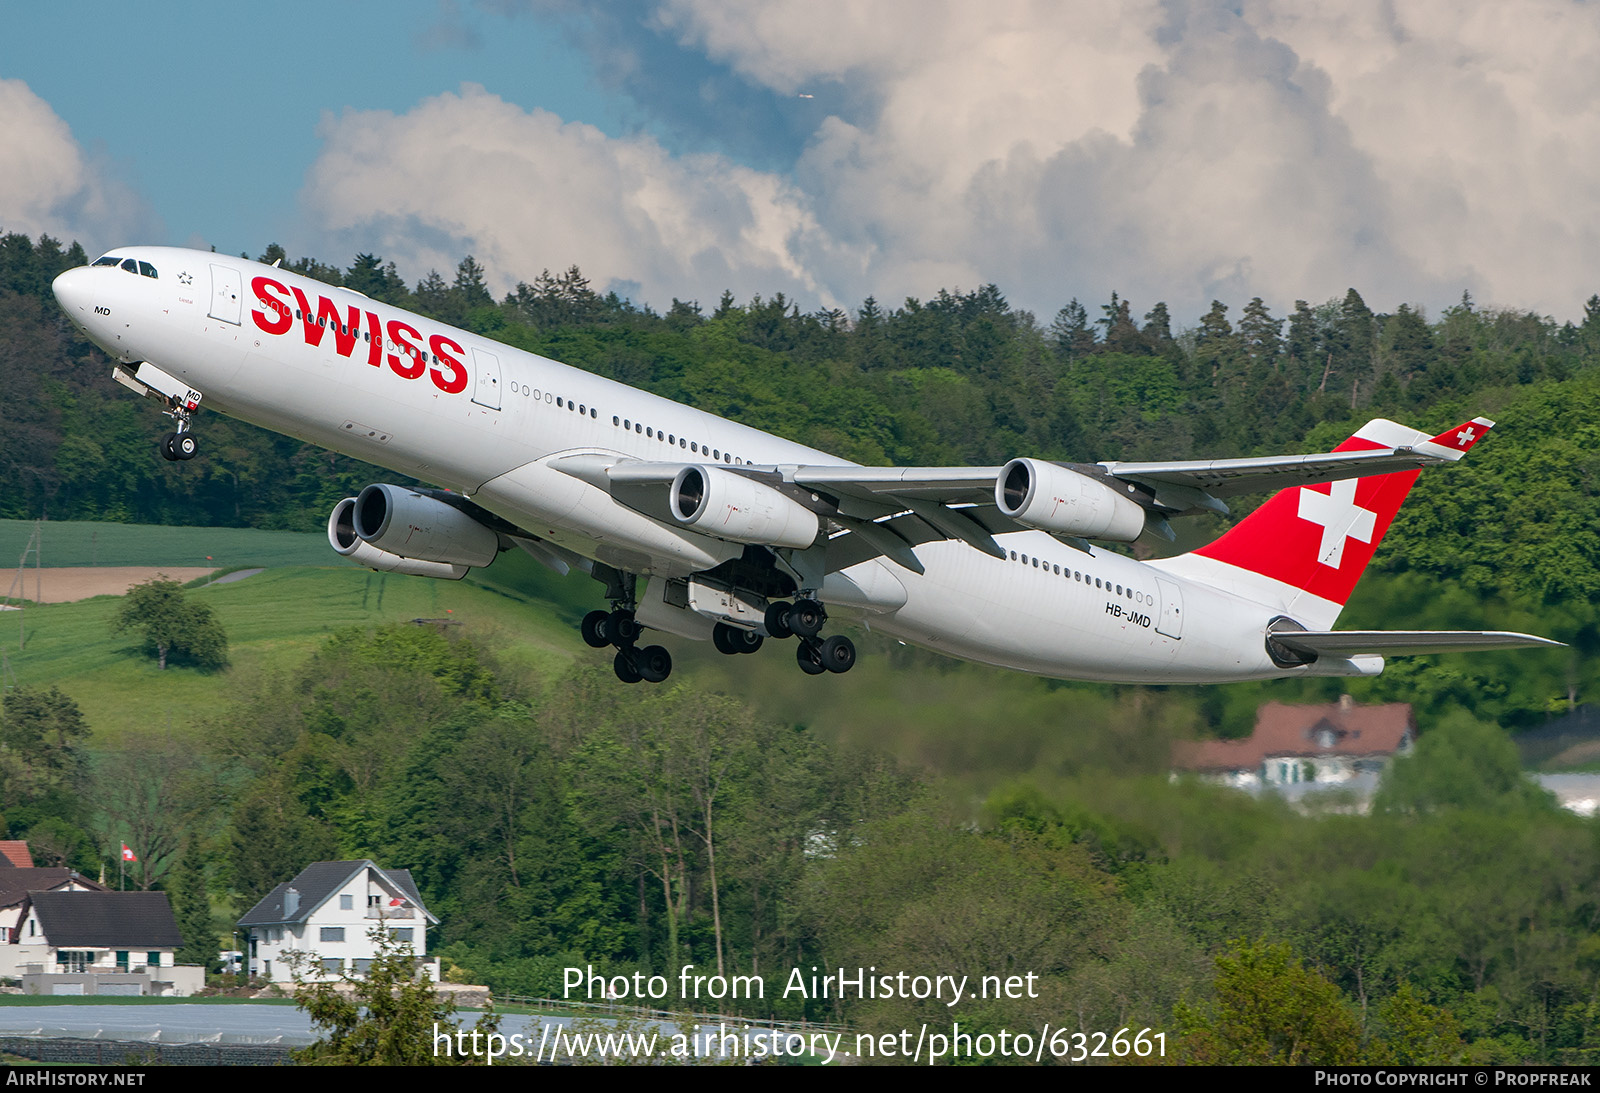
left=5, top=0, right=1600, bottom=327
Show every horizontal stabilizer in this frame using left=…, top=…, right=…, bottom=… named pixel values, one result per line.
left=1272, top=630, right=1563, bottom=658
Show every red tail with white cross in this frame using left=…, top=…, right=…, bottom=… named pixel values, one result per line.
left=1191, top=417, right=1492, bottom=608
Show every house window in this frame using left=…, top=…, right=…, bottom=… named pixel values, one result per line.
left=389, top=928, right=414, bottom=945
left=147, top=952, right=162, bottom=967
left=322, top=958, right=343, bottom=975
left=340, top=895, right=353, bottom=910
left=353, top=959, right=373, bottom=975
left=116, top=951, right=130, bottom=971
left=321, top=928, right=345, bottom=942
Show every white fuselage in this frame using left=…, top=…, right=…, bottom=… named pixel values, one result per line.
left=55, top=247, right=1311, bottom=684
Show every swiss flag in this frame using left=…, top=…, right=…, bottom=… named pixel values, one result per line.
left=121, top=844, right=138, bottom=862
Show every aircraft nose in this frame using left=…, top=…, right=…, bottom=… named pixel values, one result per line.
left=52, top=267, right=94, bottom=317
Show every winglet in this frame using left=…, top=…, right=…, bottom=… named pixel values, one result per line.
left=1416, top=416, right=1494, bottom=460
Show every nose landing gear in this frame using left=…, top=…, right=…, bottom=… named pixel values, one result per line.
left=160, top=429, right=198, bottom=462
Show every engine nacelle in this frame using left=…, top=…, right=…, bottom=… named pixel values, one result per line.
left=350, top=484, right=501, bottom=566
left=668, top=465, right=820, bottom=550
left=327, top=498, right=470, bottom=580
left=995, top=459, right=1147, bottom=541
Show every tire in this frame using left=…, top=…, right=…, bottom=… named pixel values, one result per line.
left=608, top=609, right=640, bottom=646
left=733, top=628, right=764, bottom=655
left=796, top=641, right=826, bottom=675
left=159, top=432, right=180, bottom=462
left=176, top=434, right=198, bottom=460
left=764, top=601, right=793, bottom=639
left=613, top=649, right=642, bottom=684
left=638, top=645, right=673, bottom=683
left=819, top=634, right=856, bottom=674
left=712, top=623, right=740, bottom=655
left=788, top=599, right=825, bottom=639
left=582, top=610, right=612, bottom=649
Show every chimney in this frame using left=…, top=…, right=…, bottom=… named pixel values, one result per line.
left=284, top=887, right=299, bottom=917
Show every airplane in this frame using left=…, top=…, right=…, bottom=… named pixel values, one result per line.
left=51, top=247, right=1558, bottom=685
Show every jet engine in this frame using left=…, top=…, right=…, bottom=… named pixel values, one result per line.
left=995, top=458, right=1147, bottom=541
left=351, top=484, right=502, bottom=567
left=327, top=498, right=470, bottom=579
left=668, top=465, right=820, bottom=550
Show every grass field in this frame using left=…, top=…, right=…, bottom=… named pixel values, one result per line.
left=0, top=520, right=603, bottom=746
left=0, top=519, right=336, bottom=570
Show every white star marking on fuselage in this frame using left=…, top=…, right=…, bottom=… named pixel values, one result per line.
left=1297, top=479, right=1378, bottom=568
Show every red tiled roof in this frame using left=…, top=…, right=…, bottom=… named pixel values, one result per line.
left=0, top=842, right=34, bottom=869
left=1173, top=701, right=1414, bottom=773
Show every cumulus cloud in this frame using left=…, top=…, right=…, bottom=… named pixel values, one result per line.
left=306, top=2, right=1600, bottom=320
left=0, top=78, right=160, bottom=251
left=300, top=84, right=850, bottom=309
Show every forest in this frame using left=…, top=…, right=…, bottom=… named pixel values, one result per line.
left=1, top=230, right=1598, bottom=1063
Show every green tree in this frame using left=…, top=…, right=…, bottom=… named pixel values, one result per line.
left=1375, top=712, right=1555, bottom=815
left=169, top=842, right=218, bottom=970
left=111, top=577, right=228, bottom=670
left=293, top=928, right=499, bottom=1065
left=0, top=685, right=89, bottom=782
left=1175, top=939, right=1363, bottom=1064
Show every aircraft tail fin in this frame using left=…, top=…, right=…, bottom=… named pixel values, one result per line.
left=1172, top=417, right=1493, bottom=628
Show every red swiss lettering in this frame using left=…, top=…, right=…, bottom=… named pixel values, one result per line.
left=290, top=288, right=361, bottom=357
left=365, top=311, right=383, bottom=367
left=250, top=276, right=292, bottom=335
left=429, top=334, right=468, bottom=394
left=386, top=319, right=425, bottom=379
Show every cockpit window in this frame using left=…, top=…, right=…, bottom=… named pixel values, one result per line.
left=137, top=261, right=158, bottom=279
left=120, top=258, right=138, bottom=273
left=93, top=256, right=122, bottom=267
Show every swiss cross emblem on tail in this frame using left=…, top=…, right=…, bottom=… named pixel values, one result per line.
left=1192, top=416, right=1495, bottom=611
left=1298, top=479, right=1377, bottom=568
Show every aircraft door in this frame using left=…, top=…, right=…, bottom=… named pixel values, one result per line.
left=1155, top=577, right=1183, bottom=639
left=471, top=347, right=502, bottom=410
left=208, top=264, right=242, bottom=325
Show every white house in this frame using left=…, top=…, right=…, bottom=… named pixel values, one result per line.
left=1173, top=697, right=1415, bottom=790
left=238, top=860, right=439, bottom=983
left=7, top=890, right=201, bottom=996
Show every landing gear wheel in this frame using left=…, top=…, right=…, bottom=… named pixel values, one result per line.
left=819, top=634, right=856, bottom=674
left=715, top=623, right=764, bottom=655
left=637, top=645, right=673, bottom=683
left=788, top=599, right=825, bottom=639
left=613, top=648, right=643, bottom=684
left=608, top=609, right=640, bottom=647
left=582, top=610, right=612, bottom=649
left=796, top=640, right=826, bottom=675
left=175, top=433, right=198, bottom=460
left=764, top=601, right=794, bottom=639
left=159, top=432, right=180, bottom=462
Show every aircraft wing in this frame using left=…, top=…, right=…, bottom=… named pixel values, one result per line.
left=1099, top=416, right=1494, bottom=506
left=551, top=414, right=1497, bottom=573
left=1270, top=630, right=1563, bottom=658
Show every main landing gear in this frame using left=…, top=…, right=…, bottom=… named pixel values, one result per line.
left=583, top=606, right=673, bottom=685
left=763, top=598, right=856, bottom=676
